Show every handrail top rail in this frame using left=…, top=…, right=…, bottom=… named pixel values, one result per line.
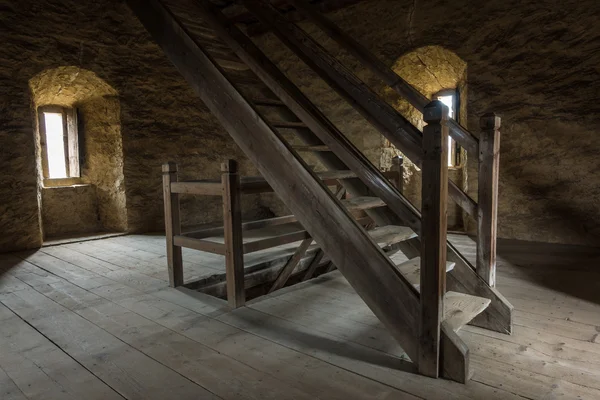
left=286, top=0, right=479, bottom=155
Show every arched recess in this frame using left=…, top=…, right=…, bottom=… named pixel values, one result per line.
left=382, top=46, right=468, bottom=230
left=29, top=66, right=127, bottom=237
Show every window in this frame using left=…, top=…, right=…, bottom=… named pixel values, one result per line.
left=38, top=106, right=80, bottom=181
left=435, top=90, right=460, bottom=166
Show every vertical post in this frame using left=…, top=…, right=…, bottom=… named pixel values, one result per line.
left=162, top=162, right=183, bottom=287
left=419, top=100, right=449, bottom=378
left=477, top=113, right=501, bottom=286
left=391, top=155, right=403, bottom=193
left=222, top=159, right=245, bottom=308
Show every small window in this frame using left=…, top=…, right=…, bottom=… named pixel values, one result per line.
left=435, top=90, right=459, bottom=167
left=38, top=106, right=80, bottom=181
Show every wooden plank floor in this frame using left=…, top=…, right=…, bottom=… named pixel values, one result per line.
left=2, top=233, right=600, bottom=399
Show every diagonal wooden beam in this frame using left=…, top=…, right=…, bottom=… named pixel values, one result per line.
left=269, top=237, right=313, bottom=292
left=301, top=249, right=325, bottom=281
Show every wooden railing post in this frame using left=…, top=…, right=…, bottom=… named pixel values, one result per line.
left=477, top=113, right=501, bottom=287
left=391, top=155, right=403, bottom=193
left=222, top=159, right=245, bottom=308
left=162, top=162, right=183, bottom=287
left=419, top=100, right=449, bottom=378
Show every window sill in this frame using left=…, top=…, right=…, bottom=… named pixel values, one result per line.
left=43, top=178, right=86, bottom=188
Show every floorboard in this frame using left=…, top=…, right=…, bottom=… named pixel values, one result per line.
left=1, top=233, right=600, bottom=399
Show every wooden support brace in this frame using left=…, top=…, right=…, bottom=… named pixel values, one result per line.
left=419, top=101, right=449, bottom=378
left=269, top=237, right=313, bottom=293
left=222, top=159, right=245, bottom=308
left=162, top=162, right=184, bottom=287
left=477, top=113, right=501, bottom=287
left=302, top=249, right=325, bottom=281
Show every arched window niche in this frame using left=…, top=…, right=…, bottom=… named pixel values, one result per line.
left=29, top=66, right=127, bottom=239
left=382, top=46, right=468, bottom=230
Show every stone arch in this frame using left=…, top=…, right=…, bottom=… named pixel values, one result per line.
left=29, top=66, right=127, bottom=237
left=383, top=46, right=468, bottom=230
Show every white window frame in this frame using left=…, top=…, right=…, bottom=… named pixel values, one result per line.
left=38, top=105, right=80, bottom=185
left=434, top=89, right=460, bottom=167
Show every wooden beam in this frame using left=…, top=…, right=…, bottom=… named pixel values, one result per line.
left=173, top=235, right=227, bottom=254
left=129, top=0, right=421, bottom=362
left=301, top=249, right=325, bottom=281
left=477, top=113, right=501, bottom=287
left=185, top=215, right=299, bottom=239
left=418, top=101, right=449, bottom=378
left=170, top=181, right=222, bottom=195
left=222, top=159, right=245, bottom=308
left=162, top=162, right=184, bottom=287
left=242, top=230, right=311, bottom=254
left=269, top=237, right=313, bottom=292
left=287, top=0, right=478, bottom=154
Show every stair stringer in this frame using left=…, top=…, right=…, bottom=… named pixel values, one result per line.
left=176, top=0, right=486, bottom=378
left=240, top=0, right=513, bottom=336
left=127, top=0, right=422, bottom=363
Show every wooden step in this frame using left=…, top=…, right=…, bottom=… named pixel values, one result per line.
left=395, top=257, right=455, bottom=289
left=341, top=196, right=385, bottom=212
left=368, top=225, right=417, bottom=248
left=292, top=145, right=330, bottom=152
left=443, top=291, right=491, bottom=332
left=253, top=99, right=287, bottom=107
left=272, top=121, right=309, bottom=129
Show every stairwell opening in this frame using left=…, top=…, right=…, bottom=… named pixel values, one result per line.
left=29, top=66, right=128, bottom=241
left=382, top=45, right=468, bottom=231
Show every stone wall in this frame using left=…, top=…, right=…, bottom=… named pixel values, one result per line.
left=41, top=185, right=100, bottom=238
left=2, top=0, right=600, bottom=251
left=0, top=0, right=266, bottom=252
left=252, top=0, right=600, bottom=246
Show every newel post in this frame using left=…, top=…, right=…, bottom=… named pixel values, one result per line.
left=419, top=101, right=449, bottom=378
left=477, top=113, right=501, bottom=287
left=221, top=159, right=245, bottom=308
left=162, top=162, right=183, bottom=287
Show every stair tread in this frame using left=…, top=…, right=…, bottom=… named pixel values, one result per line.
left=443, top=291, right=491, bottom=332
left=292, top=145, right=331, bottom=152
left=395, top=257, right=455, bottom=288
left=341, top=196, right=385, bottom=211
left=253, top=99, right=286, bottom=107
left=272, top=121, right=308, bottom=129
left=239, top=170, right=355, bottom=185
left=368, top=225, right=417, bottom=248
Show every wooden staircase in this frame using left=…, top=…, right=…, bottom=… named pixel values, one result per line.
left=127, top=0, right=513, bottom=383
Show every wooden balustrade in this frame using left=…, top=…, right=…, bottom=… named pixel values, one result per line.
left=162, top=160, right=402, bottom=307
left=419, top=100, right=449, bottom=377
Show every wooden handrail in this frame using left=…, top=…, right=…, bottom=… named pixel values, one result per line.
left=286, top=0, right=479, bottom=155
left=243, top=0, right=478, bottom=217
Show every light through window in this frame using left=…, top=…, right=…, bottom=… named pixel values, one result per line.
left=43, top=112, right=68, bottom=179
left=436, top=94, right=455, bottom=166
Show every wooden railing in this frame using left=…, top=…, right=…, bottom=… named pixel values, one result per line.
left=244, top=0, right=500, bottom=287
left=163, top=159, right=402, bottom=308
